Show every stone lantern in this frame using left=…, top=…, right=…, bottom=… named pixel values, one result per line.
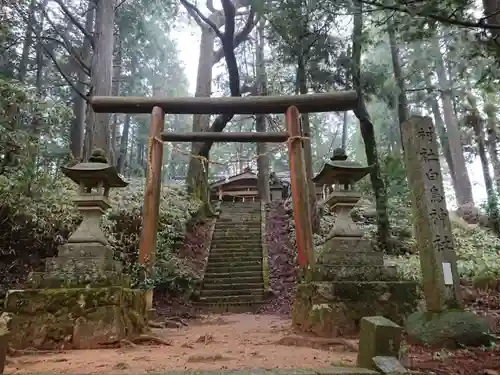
left=312, top=148, right=373, bottom=258
left=291, top=148, right=418, bottom=338
left=44, top=149, right=127, bottom=279
left=5, top=149, right=147, bottom=350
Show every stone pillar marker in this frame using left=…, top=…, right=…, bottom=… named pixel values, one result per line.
left=400, top=115, right=462, bottom=311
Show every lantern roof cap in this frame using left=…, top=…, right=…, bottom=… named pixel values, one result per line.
left=312, top=148, right=372, bottom=185
left=61, top=148, right=128, bottom=188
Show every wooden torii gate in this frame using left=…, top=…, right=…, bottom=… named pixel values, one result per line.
left=91, top=91, right=358, bottom=309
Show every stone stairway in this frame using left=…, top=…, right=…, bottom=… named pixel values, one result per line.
left=198, top=201, right=265, bottom=312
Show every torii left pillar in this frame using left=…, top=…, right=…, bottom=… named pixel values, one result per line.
left=138, top=106, right=165, bottom=315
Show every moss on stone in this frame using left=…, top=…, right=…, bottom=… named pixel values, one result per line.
left=5, top=286, right=147, bottom=349
left=292, top=281, right=418, bottom=337
left=405, top=310, right=492, bottom=348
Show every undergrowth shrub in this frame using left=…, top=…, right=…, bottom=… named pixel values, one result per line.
left=0, top=174, right=202, bottom=297
left=0, top=78, right=204, bottom=299
left=308, top=196, right=500, bottom=282
left=102, top=179, right=202, bottom=294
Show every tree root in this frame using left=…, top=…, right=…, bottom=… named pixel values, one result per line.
left=8, top=346, right=65, bottom=357
left=148, top=321, right=166, bottom=328
left=122, top=335, right=172, bottom=346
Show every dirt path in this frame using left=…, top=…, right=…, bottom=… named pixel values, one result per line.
left=6, top=314, right=357, bottom=375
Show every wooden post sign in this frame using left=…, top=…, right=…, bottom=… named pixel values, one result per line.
left=286, top=106, right=315, bottom=269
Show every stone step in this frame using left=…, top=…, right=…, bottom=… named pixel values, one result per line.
left=206, top=265, right=262, bottom=274
left=199, top=294, right=264, bottom=303
left=213, top=231, right=261, bottom=237
left=208, top=249, right=262, bottom=257
left=219, top=207, right=260, bottom=210
left=211, top=234, right=262, bottom=241
left=194, top=301, right=264, bottom=313
left=216, top=221, right=261, bottom=226
left=217, top=219, right=260, bottom=221
left=208, top=253, right=262, bottom=261
left=219, top=210, right=260, bottom=213
left=215, top=226, right=260, bottom=230
left=207, top=259, right=262, bottom=268
left=206, top=264, right=263, bottom=274
left=201, top=288, right=264, bottom=297
left=211, top=242, right=262, bottom=249
left=207, top=260, right=262, bottom=269
left=212, top=237, right=261, bottom=243
left=203, top=273, right=263, bottom=283
left=213, top=231, right=261, bottom=239
left=206, top=261, right=262, bottom=276
left=202, top=282, right=263, bottom=291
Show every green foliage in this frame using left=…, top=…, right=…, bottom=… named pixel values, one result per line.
left=102, top=180, right=202, bottom=292
left=303, top=190, right=500, bottom=283
left=0, top=79, right=203, bottom=297
left=0, top=172, right=202, bottom=296
left=396, top=224, right=500, bottom=282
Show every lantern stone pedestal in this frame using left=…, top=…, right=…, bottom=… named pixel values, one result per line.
left=292, top=149, right=418, bottom=337
left=4, top=151, right=148, bottom=349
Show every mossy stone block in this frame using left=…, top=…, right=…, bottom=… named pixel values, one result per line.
left=292, top=281, right=418, bottom=337
left=4, top=287, right=147, bottom=349
left=405, top=310, right=492, bottom=348
left=356, top=316, right=402, bottom=370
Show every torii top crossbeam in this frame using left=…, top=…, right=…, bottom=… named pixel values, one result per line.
left=90, top=91, right=358, bottom=115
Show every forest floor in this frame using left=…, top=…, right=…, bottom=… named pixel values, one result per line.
left=5, top=313, right=358, bottom=374
left=5, top=311, right=500, bottom=375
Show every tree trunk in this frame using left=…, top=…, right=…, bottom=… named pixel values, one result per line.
left=110, top=33, right=122, bottom=165
left=184, top=1, right=255, bottom=211
left=117, top=114, right=131, bottom=173
left=255, top=18, right=270, bottom=203
left=70, top=1, right=94, bottom=161
left=485, top=100, right=500, bottom=194
left=87, top=0, right=115, bottom=159
left=468, top=95, right=500, bottom=234
left=482, top=0, right=500, bottom=56
left=386, top=13, right=408, bottom=142
left=185, top=26, right=216, bottom=208
left=18, top=0, right=37, bottom=82
left=296, top=56, right=320, bottom=233
left=352, top=0, right=392, bottom=252
left=432, top=36, right=474, bottom=206
left=424, top=75, right=459, bottom=194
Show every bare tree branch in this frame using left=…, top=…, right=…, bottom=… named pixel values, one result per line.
left=180, top=0, right=224, bottom=39
left=52, top=0, right=95, bottom=47
left=213, top=7, right=257, bottom=63
left=206, top=0, right=216, bottom=13
left=40, top=42, right=88, bottom=102
left=221, top=0, right=236, bottom=38
left=115, top=0, right=127, bottom=10
left=41, top=8, right=90, bottom=75
left=361, top=0, right=500, bottom=30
